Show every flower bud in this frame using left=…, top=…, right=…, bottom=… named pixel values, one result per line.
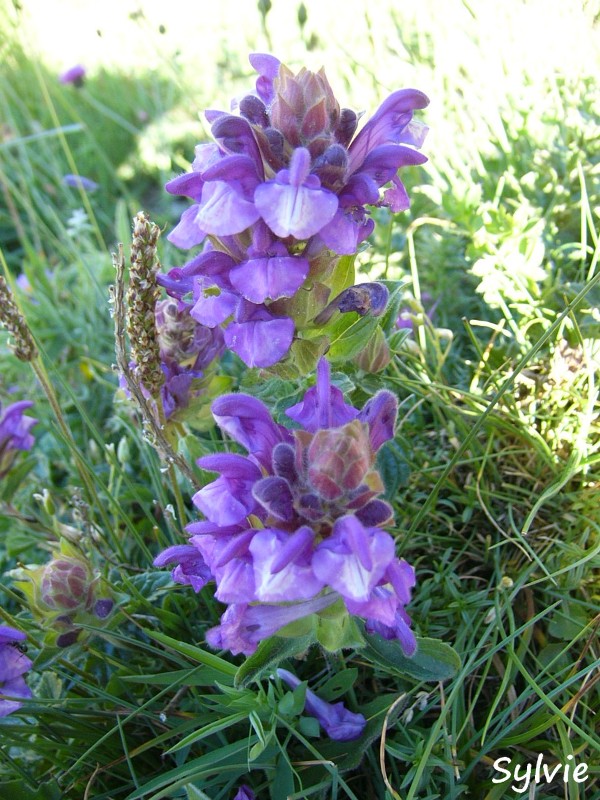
left=40, top=557, right=93, bottom=612
left=307, top=420, right=372, bottom=500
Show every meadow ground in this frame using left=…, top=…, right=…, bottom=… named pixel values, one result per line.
left=0, top=1, right=599, bottom=798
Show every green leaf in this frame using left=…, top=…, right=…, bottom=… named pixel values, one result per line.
left=327, top=253, right=357, bottom=299
left=363, top=634, right=461, bottom=682
left=140, top=628, right=237, bottom=676
left=378, top=279, right=407, bottom=335
left=121, top=666, right=235, bottom=686
left=376, top=440, right=410, bottom=501
left=0, top=780, right=62, bottom=800
left=166, top=711, right=249, bottom=753
left=326, top=313, right=379, bottom=361
left=317, top=668, right=359, bottom=701
left=234, top=632, right=317, bottom=688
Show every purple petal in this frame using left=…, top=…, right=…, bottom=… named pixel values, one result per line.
left=366, top=607, right=417, bottom=657
left=210, top=117, right=263, bottom=173
left=249, top=528, right=324, bottom=601
left=211, top=393, right=290, bottom=470
left=153, top=544, right=212, bottom=592
left=384, top=558, right=416, bottom=605
left=249, top=53, right=280, bottom=103
left=233, top=785, right=256, bottom=800
left=359, top=144, right=428, bottom=187
left=224, top=314, right=294, bottom=368
left=357, top=390, right=398, bottom=451
left=277, top=669, right=366, bottom=741
left=206, top=594, right=337, bottom=655
left=383, top=175, right=410, bottom=212
left=0, top=626, right=27, bottom=645
left=317, top=207, right=369, bottom=255
left=345, top=585, right=398, bottom=626
left=0, top=674, right=32, bottom=717
left=229, top=255, right=309, bottom=303
left=286, top=358, right=358, bottom=431
left=194, top=181, right=260, bottom=236
left=348, top=88, right=429, bottom=174
left=167, top=205, right=207, bottom=249
left=214, top=556, right=257, bottom=604
left=165, top=172, right=205, bottom=201
left=193, top=454, right=262, bottom=526
left=355, top=499, right=394, bottom=527
left=0, top=645, right=32, bottom=682
left=62, top=174, right=98, bottom=192
left=252, top=476, right=295, bottom=521
left=190, top=280, right=238, bottom=328
left=59, top=64, right=85, bottom=85
left=255, top=179, right=338, bottom=240
left=312, top=516, right=395, bottom=602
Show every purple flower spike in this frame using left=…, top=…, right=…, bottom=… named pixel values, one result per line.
left=255, top=147, right=338, bottom=240
left=277, top=668, right=366, bottom=741
left=153, top=544, right=212, bottom=592
left=0, top=625, right=32, bottom=717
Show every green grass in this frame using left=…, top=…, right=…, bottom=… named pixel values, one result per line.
left=1, top=1, right=599, bottom=798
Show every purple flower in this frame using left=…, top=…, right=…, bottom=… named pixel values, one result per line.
left=232, top=785, right=256, bottom=800
left=63, top=174, right=98, bottom=192
left=59, top=64, right=86, bottom=86
left=0, top=400, right=38, bottom=479
left=0, top=625, right=32, bottom=717
left=254, top=147, right=338, bottom=240
left=155, top=358, right=417, bottom=655
left=159, top=54, right=428, bottom=367
left=153, top=545, right=212, bottom=592
left=277, top=668, right=366, bottom=741
left=205, top=595, right=337, bottom=656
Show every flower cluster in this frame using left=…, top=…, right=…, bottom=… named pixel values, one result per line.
left=160, top=54, right=428, bottom=367
left=0, top=624, right=32, bottom=717
left=0, top=400, right=38, bottom=480
left=155, top=359, right=416, bottom=656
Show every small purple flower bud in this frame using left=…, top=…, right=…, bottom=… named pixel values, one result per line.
left=93, top=599, right=114, bottom=619
left=315, top=282, right=389, bottom=325
left=277, top=668, right=366, bottom=741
